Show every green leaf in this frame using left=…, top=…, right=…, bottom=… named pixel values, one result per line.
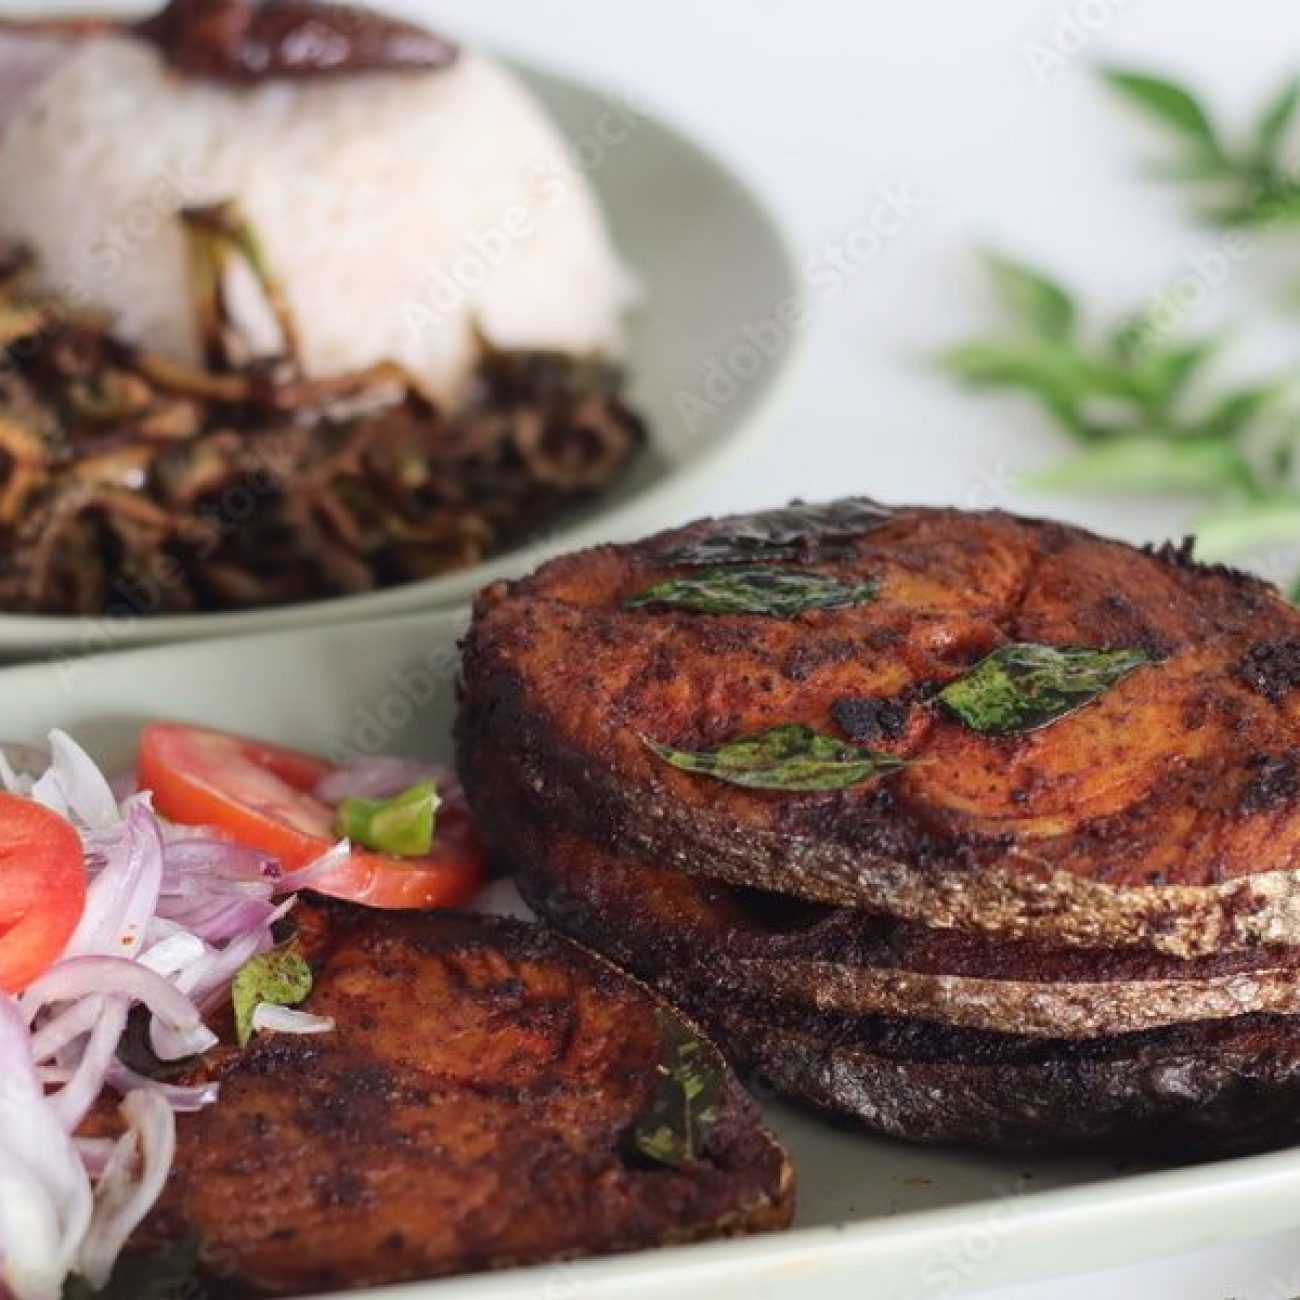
left=1195, top=383, right=1284, bottom=440
left=63, top=1234, right=204, bottom=1300
left=981, top=249, right=1076, bottom=340
left=632, top=1010, right=723, bottom=1167
left=1102, top=68, right=1224, bottom=160
left=1254, top=75, right=1300, bottom=163
left=659, top=499, right=893, bottom=566
left=231, top=949, right=313, bottom=1048
left=1133, top=340, right=1219, bottom=405
left=938, top=643, right=1155, bottom=736
left=335, top=781, right=439, bottom=857
left=625, top=567, right=879, bottom=617
left=1024, top=437, right=1250, bottom=494
left=643, top=723, right=908, bottom=792
left=937, top=338, right=1147, bottom=405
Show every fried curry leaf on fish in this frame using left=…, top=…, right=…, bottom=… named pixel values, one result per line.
left=658, top=498, right=892, bottom=566
left=938, top=642, right=1154, bottom=735
left=633, top=1010, right=724, bottom=1167
left=644, top=723, right=908, bottom=792
left=625, top=567, right=879, bottom=617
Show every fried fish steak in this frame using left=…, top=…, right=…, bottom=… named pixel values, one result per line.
left=503, top=817, right=1300, bottom=1040
left=140, top=909, right=793, bottom=1297
left=497, top=822, right=1300, bottom=1155
left=695, top=998, right=1300, bottom=1156
left=457, top=500, right=1300, bottom=955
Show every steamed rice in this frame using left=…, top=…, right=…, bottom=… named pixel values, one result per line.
left=0, top=34, right=632, bottom=399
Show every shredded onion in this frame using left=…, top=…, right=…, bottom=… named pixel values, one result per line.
left=0, top=996, right=92, bottom=1300
left=76, top=1091, right=176, bottom=1290
left=0, top=730, right=334, bottom=1300
left=250, top=1003, right=336, bottom=1036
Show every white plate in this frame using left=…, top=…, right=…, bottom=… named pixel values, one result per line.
left=6, top=610, right=1300, bottom=1300
left=0, top=27, right=802, bottom=659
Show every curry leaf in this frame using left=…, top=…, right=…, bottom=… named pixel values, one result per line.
left=644, top=723, right=908, bottom=791
left=938, top=643, right=1154, bottom=736
left=982, top=249, right=1076, bottom=340
left=1103, top=66, right=1300, bottom=230
left=625, top=567, right=878, bottom=617
left=1101, top=69, right=1224, bottom=161
left=1254, top=75, right=1300, bottom=163
left=658, top=498, right=892, bottom=566
left=335, top=781, right=439, bottom=857
left=633, top=1010, right=723, bottom=1167
left=231, top=949, right=313, bottom=1048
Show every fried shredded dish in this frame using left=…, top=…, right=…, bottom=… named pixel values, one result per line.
left=0, top=203, right=644, bottom=616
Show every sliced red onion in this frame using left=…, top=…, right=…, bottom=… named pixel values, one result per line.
left=0, top=727, right=391, bottom=1298
left=313, top=756, right=450, bottom=805
left=280, top=838, right=352, bottom=891
left=28, top=998, right=103, bottom=1067
left=44, top=999, right=127, bottom=1134
left=64, top=804, right=163, bottom=961
left=160, top=895, right=282, bottom=945
left=0, top=996, right=92, bottom=1300
left=174, top=925, right=277, bottom=1018
left=161, top=837, right=281, bottom=890
left=138, top=932, right=206, bottom=978
left=21, top=958, right=216, bottom=1063
left=77, top=1091, right=175, bottom=1290
left=31, top=730, right=120, bottom=830
left=250, top=1003, right=336, bottom=1037
left=103, top=1063, right=220, bottom=1115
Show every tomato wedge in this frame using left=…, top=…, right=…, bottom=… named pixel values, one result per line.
left=137, top=723, right=485, bottom=910
left=0, top=793, right=86, bottom=993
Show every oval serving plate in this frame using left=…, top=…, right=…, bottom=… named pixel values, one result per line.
left=7, top=611, right=1300, bottom=1300
left=0, top=28, right=803, bottom=660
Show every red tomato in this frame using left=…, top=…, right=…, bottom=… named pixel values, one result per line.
left=0, top=793, right=86, bottom=993
left=137, top=723, right=485, bottom=910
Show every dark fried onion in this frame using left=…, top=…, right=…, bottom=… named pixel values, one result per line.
left=0, top=247, right=644, bottom=616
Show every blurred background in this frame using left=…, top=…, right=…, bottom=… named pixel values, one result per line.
left=428, top=0, right=1300, bottom=578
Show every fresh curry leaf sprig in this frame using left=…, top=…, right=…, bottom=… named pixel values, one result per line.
left=1102, top=67, right=1300, bottom=228
left=937, top=249, right=1300, bottom=580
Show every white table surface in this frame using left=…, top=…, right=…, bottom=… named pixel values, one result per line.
left=413, top=3, right=1300, bottom=1296
left=406, top=3, right=1300, bottom=1297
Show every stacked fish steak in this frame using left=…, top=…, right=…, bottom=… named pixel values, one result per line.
left=457, top=499, right=1300, bottom=1155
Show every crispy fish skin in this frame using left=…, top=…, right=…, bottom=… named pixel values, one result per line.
left=696, top=998, right=1300, bottom=1155
left=142, top=910, right=793, bottom=1297
left=457, top=502, right=1300, bottom=955
left=503, top=818, right=1300, bottom=1039
left=490, top=816, right=1300, bottom=1153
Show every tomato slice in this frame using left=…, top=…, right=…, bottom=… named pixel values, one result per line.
left=0, top=793, right=86, bottom=993
left=137, top=723, right=485, bottom=910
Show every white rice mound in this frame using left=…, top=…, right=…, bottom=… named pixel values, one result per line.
left=0, top=35, right=632, bottom=399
